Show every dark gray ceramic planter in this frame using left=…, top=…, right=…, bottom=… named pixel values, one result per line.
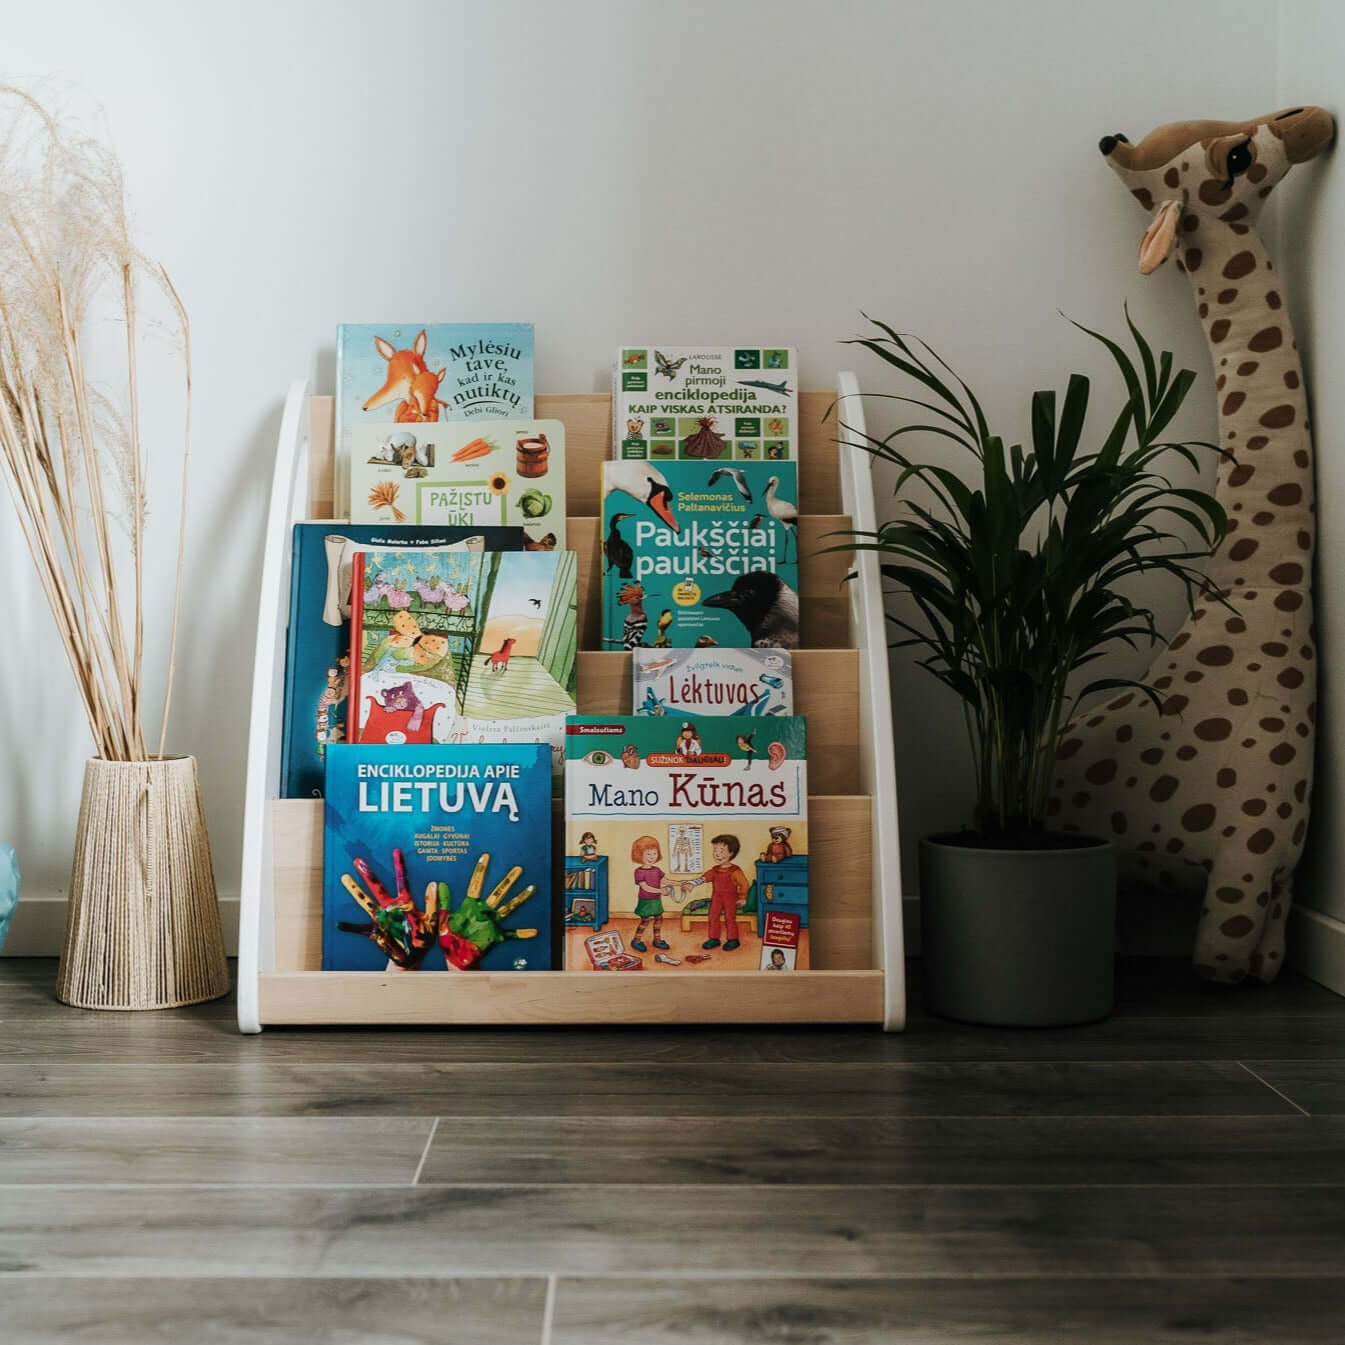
left=919, top=835, right=1117, bottom=1027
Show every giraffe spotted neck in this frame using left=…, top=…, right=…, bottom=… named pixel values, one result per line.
left=1101, top=106, right=1333, bottom=599
left=1175, top=214, right=1313, bottom=593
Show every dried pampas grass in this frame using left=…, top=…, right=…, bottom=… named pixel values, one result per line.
left=0, top=87, right=191, bottom=761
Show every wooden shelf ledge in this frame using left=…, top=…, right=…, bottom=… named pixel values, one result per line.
left=258, top=969, right=884, bottom=1026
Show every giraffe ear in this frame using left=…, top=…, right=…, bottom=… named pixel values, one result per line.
left=1138, top=199, right=1183, bottom=275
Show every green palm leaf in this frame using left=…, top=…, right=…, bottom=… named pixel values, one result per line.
left=831, top=312, right=1227, bottom=841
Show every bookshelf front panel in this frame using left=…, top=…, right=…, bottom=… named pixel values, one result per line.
left=271, top=796, right=874, bottom=975
left=257, top=969, right=883, bottom=1026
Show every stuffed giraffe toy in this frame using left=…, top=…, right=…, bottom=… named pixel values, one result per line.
left=1053, top=106, right=1334, bottom=984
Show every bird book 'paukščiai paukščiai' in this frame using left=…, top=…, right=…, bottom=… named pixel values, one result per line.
left=600, top=461, right=799, bottom=651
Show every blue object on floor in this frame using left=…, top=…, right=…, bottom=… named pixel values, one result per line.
left=0, top=844, right=17, bottom=952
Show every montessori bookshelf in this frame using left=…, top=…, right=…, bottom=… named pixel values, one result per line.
left=236, top=378, right=906, bottom=1030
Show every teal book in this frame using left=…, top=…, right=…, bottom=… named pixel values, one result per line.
left=335, top=322, right=534, bottom=515
left=600, top=461, right=799, bottom=649
left=323, top=743, right=554, bottom=971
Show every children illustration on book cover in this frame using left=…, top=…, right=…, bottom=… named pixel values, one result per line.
left=349, top=548, right=577, bottom=771
left=601, top=461, right=799, bottom=649
left=564, top=715, right=808, bottom=972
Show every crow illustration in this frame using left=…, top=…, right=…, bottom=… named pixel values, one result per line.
left=703, top=572, right=799, bottom=648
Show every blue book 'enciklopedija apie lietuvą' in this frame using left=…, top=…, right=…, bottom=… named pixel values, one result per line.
left=322, top=742, right=554, bottom=972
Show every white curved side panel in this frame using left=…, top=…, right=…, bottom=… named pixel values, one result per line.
left=836, top=372, right=906, bottom=1030
left=237, top=379, right=311, bottom=1033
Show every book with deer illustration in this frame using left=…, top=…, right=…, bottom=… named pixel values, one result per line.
left=633, top=648, right=793, bottom=717
left=335, top=323, right=534, bottom=516
left=347, top=548, right=578, bottom=773
left=280, top=523, right=526, bottom=800
left=563, top=715, right=808, bottom=972
left=349, top=418, right=564, bottom=552
left=613, top=346, right=797, bottom=463
left=322, top=742, right=554, bottom=972
left=600, top=461, right=799, bottom=651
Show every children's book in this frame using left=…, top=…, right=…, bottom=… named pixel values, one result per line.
left=600, top=461, right=799, bottom=650
left=633, top=648, right=793, bottom=718
left=563, top=715, right=808, bottom=972
left=349, top=418, right=564, bottom=551
left=322, top=743, right=554, bottom=971
left=348, top=548, right=578, bottom=772
left=614, top=346, right=797, bottom=462
left=280, top=523, right=525, bottom=799
left=335, top=323, right=534, bottom=515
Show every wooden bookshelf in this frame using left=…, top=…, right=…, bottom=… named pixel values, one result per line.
left=236, top=381, right=906, bottom=1030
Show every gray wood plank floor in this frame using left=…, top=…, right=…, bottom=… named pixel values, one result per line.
left=1, top=956, right=1342, bottom=1344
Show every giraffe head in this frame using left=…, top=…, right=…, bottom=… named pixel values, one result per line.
left=1099, top=107, right=1334, bottom=273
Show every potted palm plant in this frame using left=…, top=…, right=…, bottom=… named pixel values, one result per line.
left=832, top=314, right=1226, bottom=1025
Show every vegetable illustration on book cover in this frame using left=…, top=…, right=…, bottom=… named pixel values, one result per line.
left=348, top=548, right=577, bottom=771
left=334, top=323, right=534, bottom=515
left=280, top=524, right=525, bottom=799
left=633, top=648, right=793, bottom=717
left=601, top=461, right=799, bottom=650
left=563, top=715, right=808, bottom=972
left=323, top=743, right=553, bottom=971
left=350, top=418, right=563, bottom=551
left=614, top=346, right=797, bottom=462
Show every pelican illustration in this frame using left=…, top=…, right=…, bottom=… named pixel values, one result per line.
left=603, top=461, right=680, bottom=533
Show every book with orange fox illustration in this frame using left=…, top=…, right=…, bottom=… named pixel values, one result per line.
left=349, top=418, right=565, bottom=550
left=335, top=323, right=534, bottom=516
left=347, top=547, right=577, bottom=773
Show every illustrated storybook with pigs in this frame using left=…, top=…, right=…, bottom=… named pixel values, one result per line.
left=347, top=548, right=578, bottom=773
left=279, top=523, right=525, bottom=800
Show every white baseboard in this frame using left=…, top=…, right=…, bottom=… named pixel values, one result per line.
left=5, top=890, right=1331, bottom=995
left=1287, top=904, right=1345, bottom=997
left=2, top=891, right=240, bottom=957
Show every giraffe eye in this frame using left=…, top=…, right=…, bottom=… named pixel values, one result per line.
left=1226, top=141, right=1253, bottom=177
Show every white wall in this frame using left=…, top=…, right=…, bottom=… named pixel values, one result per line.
left=1277, top=0, right=1345, bottom=988
left=0, top=0, right=1287, bottom=950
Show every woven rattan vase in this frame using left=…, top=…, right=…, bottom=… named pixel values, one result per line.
left=56, top=755, right=229, bottom=1010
